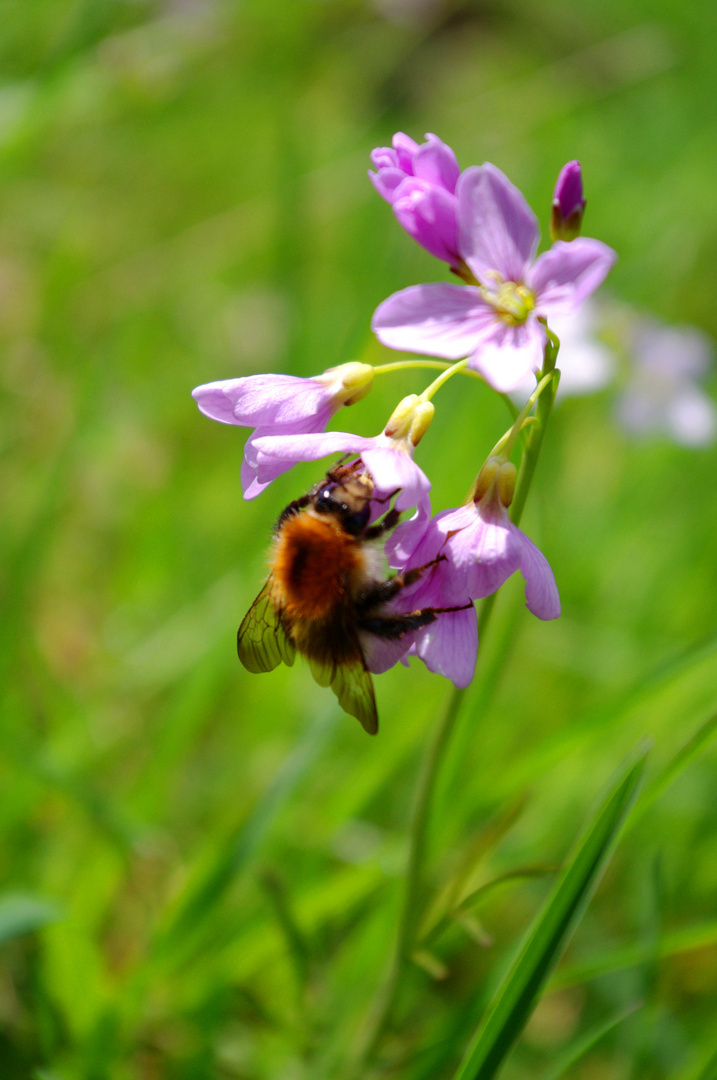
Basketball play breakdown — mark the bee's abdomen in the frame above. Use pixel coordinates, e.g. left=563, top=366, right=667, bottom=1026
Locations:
left=272, top=514, right=362, bottom=622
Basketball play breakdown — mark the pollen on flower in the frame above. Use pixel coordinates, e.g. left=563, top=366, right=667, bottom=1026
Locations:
left=481, top=274, right=535, bottom=325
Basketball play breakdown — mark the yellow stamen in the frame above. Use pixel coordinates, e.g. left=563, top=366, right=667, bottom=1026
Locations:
left=481, top=273, right=535, bottom=326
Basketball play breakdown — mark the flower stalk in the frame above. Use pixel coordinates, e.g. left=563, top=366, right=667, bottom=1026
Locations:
left=350, top=329, right=561, bottom=1074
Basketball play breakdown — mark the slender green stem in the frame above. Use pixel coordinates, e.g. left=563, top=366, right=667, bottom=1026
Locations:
left=489, top=369, right=557, bottom=462
left=371, top=358, right=518, bottom=421
left=350, top=330, right=560, bottom=1075
left=372, top=358, right=485, bottom=383
left=351, top=596, right=497, bottom=1074
left=510, top=329, right=560, bottom=528
left=419, top=357, right=470, bottom=401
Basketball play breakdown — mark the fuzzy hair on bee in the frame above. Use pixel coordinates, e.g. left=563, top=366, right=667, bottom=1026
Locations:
left=237, top=463, right=468, bottom=734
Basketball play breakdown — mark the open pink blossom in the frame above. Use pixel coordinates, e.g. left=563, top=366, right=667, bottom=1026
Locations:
left=248, top=428, right=431, bottom=515
left=373, top=163, right=616, bottom=393
left=369, top=132, right=461, bottom=266
left=192, top=363, right=374, bottom=498
left=374, top=459, right=560, bottom=686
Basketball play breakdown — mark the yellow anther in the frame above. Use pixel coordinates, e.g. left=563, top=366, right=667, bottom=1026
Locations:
left=473, top=456, right=501, bottom=502
left=320, top=362, right=374, bottom=406
left=496, top=462, right=517, bottom=507
left=480, top=277, right=535, bottom=326
left=409, top=400, right=435, bottom=447
left=384, top=394, right=421, bottom=438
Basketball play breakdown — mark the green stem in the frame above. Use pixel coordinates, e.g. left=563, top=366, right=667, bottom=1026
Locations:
left=510, top=329, right=560, bottom=527
left=419, top=357, right=470, bottom=401
left=349, top=330, right=560, bottom=1075
left=351, top=597, right=497, bottom=1074
left=372, top=358, right=484, bottom=385
left=371, top=359, right=518, bottom=421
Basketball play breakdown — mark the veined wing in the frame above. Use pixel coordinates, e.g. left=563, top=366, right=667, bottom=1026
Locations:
left=307, top=649, right=378, bottom=735
left=237, top=576, right=296, bottom=673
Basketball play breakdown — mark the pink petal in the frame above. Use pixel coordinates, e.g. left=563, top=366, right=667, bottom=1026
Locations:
left=370, top=146, right=399, bottom=171
left=447, top=509, right=523, bottom=600
left=361, top=631, right=415, bottom=675
left=468, top=319, right=546, bottom=392
left=393, top=181, right=458, bottom=264
left=192, top=374, right=330, bottom=428
left=457, top=164, right=539, bottom=284
left=250, top=430, right=369, bottom=465
left=373, top=283, right=494, bottom=359
left=412, top=133, right=460, bottom=192
left=384, top=502, right=433, bottom=567
left=392, top=131, right=420, bottom=171
left=361, top=446, right=431, bottom=513
left=517, top=532, right=561, bottom=619
left=413, top=605, right=478, bottom=688
left=530, top=239, right=617, bottom=316
left=369, top=166, right=406, bottom=204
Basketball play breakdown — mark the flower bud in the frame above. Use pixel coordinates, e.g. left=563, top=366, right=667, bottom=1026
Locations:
left=384, top=394, right=421, bottom=438
left=496, top=461, right=517, bottom=507
left=320, top=361, right=374, bottom=407
left=369, top=132, right=462, bottom=266
left=383, top=394, right=434, bottom=448
left=472, top=457, right=501, bottom=502
left=408, top=400, right=435, bottom=447
left=550, top=160, right=586, bottom=242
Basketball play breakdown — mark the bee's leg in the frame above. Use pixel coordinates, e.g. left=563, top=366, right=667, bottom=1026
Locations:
left=355, top=556, right=447, bottom=611
left=363, top=507, right=401, bottom=542
left=326, top=455, right=362, bottom=484
left=274, top=492, right=313, bottom=531
left=358, top=609, right=439, bottom=638
left=358, top=601, right=473, bottom=639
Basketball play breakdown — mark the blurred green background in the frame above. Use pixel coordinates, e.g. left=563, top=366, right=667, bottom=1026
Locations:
left=2, top=0, right=717, bottom=1077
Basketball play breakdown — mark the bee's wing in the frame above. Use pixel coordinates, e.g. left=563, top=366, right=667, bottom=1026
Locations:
left=237, top=577, right=296, bottom=673
left=307, top=649, right=378, bottom=736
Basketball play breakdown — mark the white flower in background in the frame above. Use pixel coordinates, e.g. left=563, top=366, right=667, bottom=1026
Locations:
left=512, top=301, right=715, bottom=448
left=511, top=301, right=615, bottom=402
left=616, top=319, right=716, bottom=447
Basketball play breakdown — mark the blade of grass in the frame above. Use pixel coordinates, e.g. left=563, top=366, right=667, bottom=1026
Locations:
left=452, top=746, right=648, bottom=1080
left=674, top=1033, right=717, bottom=1080
left=630, top=709, right=717, bottom=827
left=549, top=919, right=717, bottom=992
left=152, top=705, right=338, bottom=963
left=541, top=1004, right=642, bottom=1080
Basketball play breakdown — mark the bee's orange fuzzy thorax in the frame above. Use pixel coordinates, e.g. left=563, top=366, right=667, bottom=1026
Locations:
left=271, top=513, right=364, bottom=622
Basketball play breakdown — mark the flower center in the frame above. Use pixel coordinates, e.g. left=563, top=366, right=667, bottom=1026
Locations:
left=480, top=273, right=535, bottom=326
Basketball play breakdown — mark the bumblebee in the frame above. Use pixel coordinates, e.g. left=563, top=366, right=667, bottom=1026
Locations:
left=238, top=463, right=463, bottom=734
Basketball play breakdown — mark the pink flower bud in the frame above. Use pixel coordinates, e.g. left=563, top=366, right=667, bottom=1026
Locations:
left=369, top=132, right=461, bottom=267
left=550, top=160, right=586, bottom=242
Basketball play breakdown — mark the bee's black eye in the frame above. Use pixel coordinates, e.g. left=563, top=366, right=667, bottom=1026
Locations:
left=343, top=507, right=370, bottom=535
left=315, top=488, right=337, bottom=512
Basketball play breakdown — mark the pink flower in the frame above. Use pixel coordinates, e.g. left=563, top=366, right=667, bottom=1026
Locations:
left=249, top=424, right=431, bottom=516
left=192, top=363, right=374, bottom=499
left=376, top=458, right=560, bottom=687
left=550, top=160, right=586, bottom=242
left=372, top=163, right=616, bottom=393
left=369, top=132, right=462, bottom=266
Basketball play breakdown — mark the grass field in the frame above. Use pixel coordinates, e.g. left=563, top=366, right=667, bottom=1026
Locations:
left=2, top=1, right=717, bottom=1077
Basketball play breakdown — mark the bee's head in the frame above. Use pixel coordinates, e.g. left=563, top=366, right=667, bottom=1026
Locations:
left=313, top=481, right=371, bottom=536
